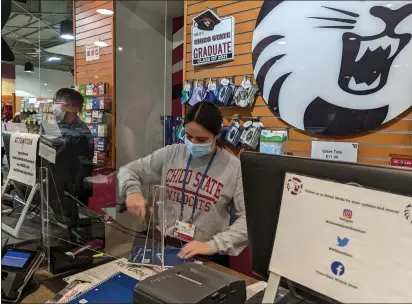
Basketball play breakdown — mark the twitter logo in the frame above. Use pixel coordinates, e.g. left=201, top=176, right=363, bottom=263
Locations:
left=337, top=237, right=349, bottom=247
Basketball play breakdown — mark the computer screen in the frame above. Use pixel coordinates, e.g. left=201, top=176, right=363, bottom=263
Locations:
left=1, top=250, right=31, bottom=268
left=240, top=152, right=412, bottom=282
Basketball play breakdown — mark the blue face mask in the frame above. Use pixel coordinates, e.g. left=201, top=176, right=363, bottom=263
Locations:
left=184, top=136, right=213, bottom=157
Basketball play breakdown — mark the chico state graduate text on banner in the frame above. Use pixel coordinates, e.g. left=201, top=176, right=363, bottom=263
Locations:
left=270, top=173, right=412, bottom=303
left=8, top=133, right=40, bottom=186
left=192, top=16, right=235, bottom=66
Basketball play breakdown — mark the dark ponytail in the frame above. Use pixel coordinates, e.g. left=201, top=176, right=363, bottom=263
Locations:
left=184, top=102, right=223, bottom=135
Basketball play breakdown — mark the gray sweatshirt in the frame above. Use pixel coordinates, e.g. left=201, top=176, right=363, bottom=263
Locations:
left=118, top=144, right=248, bottom=256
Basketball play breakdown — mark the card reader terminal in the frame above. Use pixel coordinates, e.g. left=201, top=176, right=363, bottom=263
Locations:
left=1, top=248, right=44, bottom=302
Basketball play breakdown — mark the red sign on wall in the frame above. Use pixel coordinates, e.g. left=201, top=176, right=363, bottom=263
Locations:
left=390, top=157, right=412, bottom=168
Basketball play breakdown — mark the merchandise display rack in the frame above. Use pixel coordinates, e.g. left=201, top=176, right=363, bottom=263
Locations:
left=76, top=82, right=112, bottom=168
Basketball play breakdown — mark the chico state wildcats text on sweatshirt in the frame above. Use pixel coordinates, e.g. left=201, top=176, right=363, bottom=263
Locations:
left=118, top=144, right=248, bottom=255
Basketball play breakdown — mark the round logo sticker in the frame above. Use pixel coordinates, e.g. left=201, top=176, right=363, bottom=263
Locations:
left=286, top=177, right=303, bottom=195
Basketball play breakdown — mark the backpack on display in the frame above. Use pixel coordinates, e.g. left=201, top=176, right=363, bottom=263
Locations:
left=202, top=79, right=218, bottom=103
left=233, top=86, right=248, bottom=108
left=181, top=81, right=192, bottom=105
left=234, top=76, right=258, bottom=108
left=225, top=120, right=242, bottom=147
left=216, top=78, right=235, bottom=106
left=227, top=79, right=237, bottom=106
left=239, top=120, right=253, bottom=146
left=246, top=83, right=259, bottom=107
left=188, top=80, right=206, bottom=106
left=244, top=121, right=264, bottom=150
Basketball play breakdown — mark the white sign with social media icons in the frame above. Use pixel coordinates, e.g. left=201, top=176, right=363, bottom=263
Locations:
left=269, top=172, right=412, bottom=303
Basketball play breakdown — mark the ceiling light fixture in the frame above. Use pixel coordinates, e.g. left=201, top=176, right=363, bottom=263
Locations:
left=47, top=56, right=61, bottom=62
left=60, top=19, right=74, bottom=40
left=118, top=46, right=123, bottom=51
left=94, top=40, right=108, bottom=47
left=96, top=8, right=114, bottom=15
left=24, top=62, right=34, bottom=73
left=44, top=83, right=47, bottom=86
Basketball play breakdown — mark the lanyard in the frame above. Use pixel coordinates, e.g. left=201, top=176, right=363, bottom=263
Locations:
left=180, top=149, right=217, bottom=223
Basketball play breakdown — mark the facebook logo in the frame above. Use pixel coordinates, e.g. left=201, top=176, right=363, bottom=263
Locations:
left=331, top=261, right=345, bottom=276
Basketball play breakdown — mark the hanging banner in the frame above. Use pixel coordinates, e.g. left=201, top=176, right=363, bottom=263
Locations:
left=8, top=133, right=40, bottom=186
left=311, top=141, right=358, bottom=163
left=86, top=44, right=100, bottom=61
left=270, top=173, right=412, bottom=303
left=192, top=9, right=235, bottom=66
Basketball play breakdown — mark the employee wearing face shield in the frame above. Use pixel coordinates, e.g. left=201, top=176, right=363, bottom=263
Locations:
left=118, top=102, right=247, bottom=267
left=51, top=88, right=94, bottom=209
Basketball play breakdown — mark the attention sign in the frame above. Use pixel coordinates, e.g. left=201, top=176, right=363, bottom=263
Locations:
left=192, top=9, right=235, bottom=66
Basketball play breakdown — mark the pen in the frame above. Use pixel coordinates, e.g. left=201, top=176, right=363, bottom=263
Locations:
left=93, top=253, right=110, bottom=258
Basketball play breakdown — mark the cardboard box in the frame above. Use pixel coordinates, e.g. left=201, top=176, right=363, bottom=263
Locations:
left=92, top=98, right=100, bottom=109
left=94, top=138, right=106, bottom=152
left=92, top=110, right=103, bottom=123
left=93, top=151, right=106, bottom=166
left=99, top=98, right=111, bottom=110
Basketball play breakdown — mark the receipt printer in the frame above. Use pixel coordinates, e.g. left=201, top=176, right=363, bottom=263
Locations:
left=134, top=263, right=246, bottom=303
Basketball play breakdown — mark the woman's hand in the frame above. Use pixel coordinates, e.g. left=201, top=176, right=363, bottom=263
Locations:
left=178, top=241, right=213, bottom=259
left=125, top=193, right=146, bottom=217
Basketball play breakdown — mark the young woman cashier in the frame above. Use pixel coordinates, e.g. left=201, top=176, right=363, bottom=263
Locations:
left=118, top=102, right=247, bottom=267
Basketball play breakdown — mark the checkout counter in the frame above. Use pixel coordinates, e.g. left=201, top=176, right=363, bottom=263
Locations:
left=21, top=260, right=258, bottom=303
left=1, top=127, right=260, bottom=304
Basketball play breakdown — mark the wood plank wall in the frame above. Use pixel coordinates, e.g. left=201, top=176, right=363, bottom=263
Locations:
left=74, top=0, right=116, bottom=169
left=183, top=0, right=412, bottom=166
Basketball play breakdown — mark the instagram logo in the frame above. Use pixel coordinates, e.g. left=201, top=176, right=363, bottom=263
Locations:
left=343, top=209, right=352, bottom=219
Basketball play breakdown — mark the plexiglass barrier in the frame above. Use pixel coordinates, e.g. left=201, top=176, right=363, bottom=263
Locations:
left=2, top=166, right=48, bottom=249
left=1, top=126, right=48, bottom=262
left=2, top=3, right=180, bottom=297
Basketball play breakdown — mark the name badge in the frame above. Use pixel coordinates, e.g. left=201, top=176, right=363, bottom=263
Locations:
left=172, top=220, right=196, bottom=242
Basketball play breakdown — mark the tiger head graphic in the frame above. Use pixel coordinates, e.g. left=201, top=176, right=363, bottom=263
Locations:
left=252, top=1, right=412, bottom=136
left=286, top=177, right=303, bottom=195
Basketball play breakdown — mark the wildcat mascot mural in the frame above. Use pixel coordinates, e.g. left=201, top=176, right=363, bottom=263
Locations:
left=252, top=1, right=412, bottom=136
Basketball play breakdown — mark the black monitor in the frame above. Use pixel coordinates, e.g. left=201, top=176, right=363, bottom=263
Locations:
left=240, top=152, right=412, bottom=283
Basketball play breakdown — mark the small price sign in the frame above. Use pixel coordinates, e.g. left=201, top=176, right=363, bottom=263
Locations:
left=311, top=141, right=358, bottom=163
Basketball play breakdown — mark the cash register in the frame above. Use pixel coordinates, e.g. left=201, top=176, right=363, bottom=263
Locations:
left=134, top=263, right=246, bottom=303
